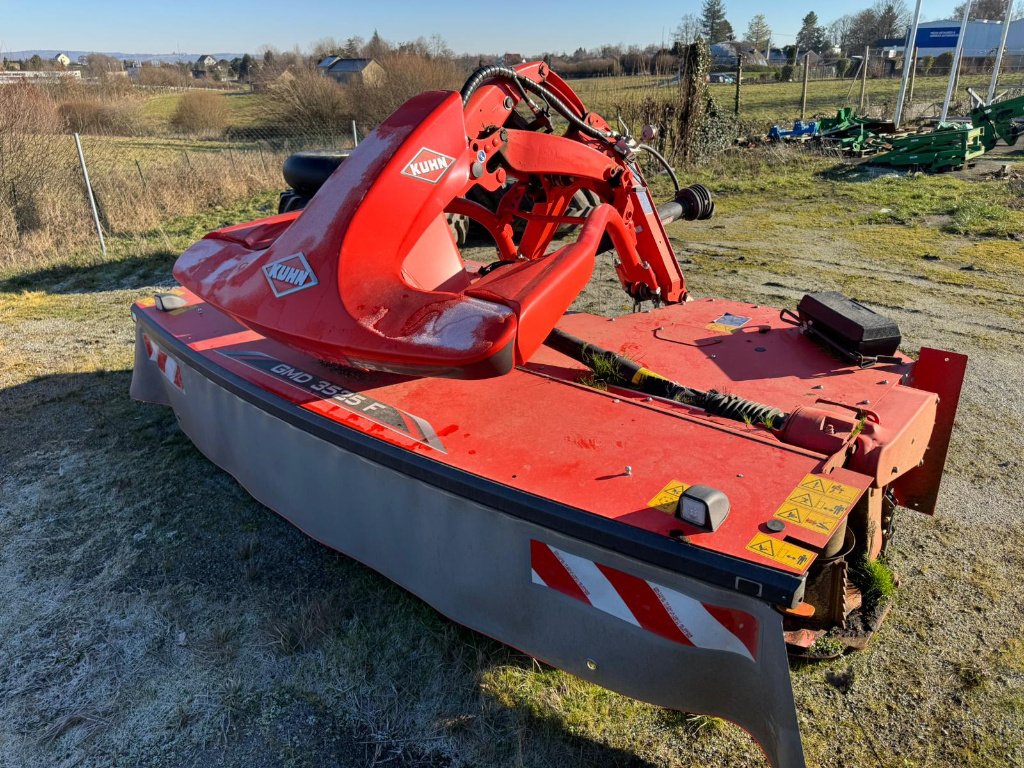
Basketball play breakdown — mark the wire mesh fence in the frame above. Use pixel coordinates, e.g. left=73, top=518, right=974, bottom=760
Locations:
left=0, top=119, right=357, bottom=268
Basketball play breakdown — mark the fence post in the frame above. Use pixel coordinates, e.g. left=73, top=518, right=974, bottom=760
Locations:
left=800, top=53, right=810, bottom=121
left=73, top=133, right=106, bottom=259
left=908, top=47, right=918, bottom=106
left=860, top=46, right=869, bottom=112
left=941, top=0, right=973, bottom=122
left=351, top=120, right=359, bottom=147
left=734, top=55, right=742, bottom=116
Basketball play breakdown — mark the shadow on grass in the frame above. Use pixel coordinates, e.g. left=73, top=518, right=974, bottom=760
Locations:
left=1, top=368, right=703, bottom=767
left=0, top=249, right=178, bottom=295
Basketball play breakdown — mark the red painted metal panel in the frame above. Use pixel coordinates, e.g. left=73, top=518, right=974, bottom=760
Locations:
left=891, top=347, right=969, bottom=515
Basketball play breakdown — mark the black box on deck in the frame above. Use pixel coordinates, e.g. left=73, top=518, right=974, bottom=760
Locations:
left=797, top=292, right=901, bottom=358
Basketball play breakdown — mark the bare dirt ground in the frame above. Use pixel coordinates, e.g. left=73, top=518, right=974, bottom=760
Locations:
left=1, top=151, right=1023, bottom=767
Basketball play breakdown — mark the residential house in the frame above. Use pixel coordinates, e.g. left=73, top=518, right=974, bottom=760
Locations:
left=52, top=52, right=71, bottom=67
left=317, top=57, right=385, bottom=86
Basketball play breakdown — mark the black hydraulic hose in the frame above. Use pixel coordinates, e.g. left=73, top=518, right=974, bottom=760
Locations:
left=635, top=143, right=680, bottom=191
left=544, top=328, right=787, bottom=429
left=459, top=65, right=617, bottom=144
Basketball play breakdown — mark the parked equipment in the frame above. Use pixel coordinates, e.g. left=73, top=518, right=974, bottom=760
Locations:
left=131, top=62, right=966, bottom=768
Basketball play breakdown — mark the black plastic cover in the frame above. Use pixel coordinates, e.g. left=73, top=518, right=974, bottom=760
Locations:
left=797, top=292, right=901, bottom=358
left=282, top=151, right=350, bottom=196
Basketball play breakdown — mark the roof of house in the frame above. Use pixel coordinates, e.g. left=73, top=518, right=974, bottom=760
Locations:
left=318, top=57, right=375, bottom=73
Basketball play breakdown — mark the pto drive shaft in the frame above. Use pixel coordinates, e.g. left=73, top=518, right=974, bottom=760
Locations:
left=544, top=328, right=787, bottom=428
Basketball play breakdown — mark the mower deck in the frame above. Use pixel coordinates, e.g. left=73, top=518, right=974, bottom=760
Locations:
left=133, top=290, right=910, bottom=595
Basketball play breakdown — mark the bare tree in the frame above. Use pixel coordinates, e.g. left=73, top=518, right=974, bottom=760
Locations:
left=952, top=0, right=1024, bottom=20
left=674, top=13, right=703, bottom=45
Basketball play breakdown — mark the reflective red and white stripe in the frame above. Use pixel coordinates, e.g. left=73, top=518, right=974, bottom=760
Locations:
left=142, top=334, right=184, bottom=392
left=531, top=541, right=758, bottom=661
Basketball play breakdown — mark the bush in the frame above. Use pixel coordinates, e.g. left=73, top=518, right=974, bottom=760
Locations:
left=263, top=68, right=352, bottom=138
left=835, top=58, right=851, bottom=79
left=138, top=65, right=191, bottom=88
left=350, top=53, right=465, bottom=126
left=778, top=64, right=795, bottom=82
left=59, top=99, right=140, bottom=135
left=170, top=90, right=229, bottom=135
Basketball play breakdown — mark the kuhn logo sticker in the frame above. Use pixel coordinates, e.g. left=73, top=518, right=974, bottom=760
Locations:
left=401, top=147, right=455, bottom=184
left=262, top=252, right=318, bottom=298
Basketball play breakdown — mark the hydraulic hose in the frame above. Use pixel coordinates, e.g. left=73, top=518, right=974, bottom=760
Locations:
left=635, top=143, right=680, bottom=191
left=544, top=328, right=787, bottom=429
left=460, top=65, right=617, bottom=144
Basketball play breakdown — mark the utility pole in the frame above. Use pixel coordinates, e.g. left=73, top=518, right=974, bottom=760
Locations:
left=894, top=0, right=924, bottom=129
left=800, top=53, right=811, bottom=120
left=987, top=0, right=1015, bottom=104
left=860, top=46, right=869, bottom=112
left=941, top=0, right=972, bottom=122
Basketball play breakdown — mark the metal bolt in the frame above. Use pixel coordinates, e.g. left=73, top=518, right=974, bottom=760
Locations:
left=586, top=659, right=598, bottom=671
left=737, top=473, right=744, bottom=478
left=858, top=400, right=871, bottom=405
left=892, top=466, right=899, bottom=473
left=644, top=397, right=653, bottom=402
left=880, top=379, right=890, bottom=385
left=613, top=398, right=621, bottom=404
left=812, top=384, right=824, bottom=390
left=767, top=519, right=785, bottom=532
left=710, top=354, right=717, bottom=359
left=624, top=465, right=633, bottom=476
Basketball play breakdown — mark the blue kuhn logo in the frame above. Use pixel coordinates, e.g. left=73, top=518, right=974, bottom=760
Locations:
left=262, top=252, right=319, bottom=298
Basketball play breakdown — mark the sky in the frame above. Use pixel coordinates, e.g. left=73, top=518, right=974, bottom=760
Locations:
left=1, top=0, right=967, bottom=56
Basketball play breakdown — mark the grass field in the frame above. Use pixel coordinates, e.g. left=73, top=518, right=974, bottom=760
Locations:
left=569, top=72, right=1024, bottom=129
left=1, top=142, right=1023, bottom=767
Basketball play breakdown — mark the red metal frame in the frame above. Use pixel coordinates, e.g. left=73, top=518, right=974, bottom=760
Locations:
left=174, top=64, right=685, bottom=379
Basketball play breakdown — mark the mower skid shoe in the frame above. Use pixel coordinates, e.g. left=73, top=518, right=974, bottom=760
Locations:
left=130, top=321, right=806, bottom=768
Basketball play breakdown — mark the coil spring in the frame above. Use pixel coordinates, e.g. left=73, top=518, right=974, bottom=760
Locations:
left=702, top=392, right=786, bottom=428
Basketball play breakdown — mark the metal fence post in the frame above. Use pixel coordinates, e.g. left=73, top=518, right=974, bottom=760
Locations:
left=800, top=53, right=810, bottom=121
left=860, top=46, right=869, bottom=112
left=73, top=133, right=106, bottom=258
left=351, top=120, right=359, bottom=147
left=987, top=0, right=1014, bottom=104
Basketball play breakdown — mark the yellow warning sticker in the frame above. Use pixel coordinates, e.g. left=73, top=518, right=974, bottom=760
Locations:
left=746, top=534, right=817, bottom=570
left=647, top=480, right=690, bottom=515
left=704, top=313, right=751, bottom=335
left=773, top=473, right=863, bottom=534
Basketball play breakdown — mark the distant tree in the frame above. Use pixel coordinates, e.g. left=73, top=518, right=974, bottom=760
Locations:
left=364, top=30, right=390, bottom=60
left=873, top=0, right=909, bottom=39
left=310, top=37, right=344, bottom=62
left=700, top=0, right=733, bottom=43
left=952, top=0, right=1023, bottom=20
left=835, top=58, right=851, bottom=77
left=239, top=53, right=254, bottom=81
left=934, top=51, right=954, bottom=74
left=674, top=13, right=703, bottom=46
left=828, top=15, right=856, bottom=53
left=27, top=54, right=43, bottom=71
left=746, top=14, right=772, bottom=51
left=719, top=19, right=735, bottom=41
left=342, top=36, right=364, bottom=57
left=83, top=53, right=122, bottom=78
left=919, top=54, right=935, bottom=74
left=796, top=12, right=830, bottom=53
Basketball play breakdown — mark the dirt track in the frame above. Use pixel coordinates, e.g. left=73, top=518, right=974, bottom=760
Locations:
left=1, top=170, right=1023, bottom=767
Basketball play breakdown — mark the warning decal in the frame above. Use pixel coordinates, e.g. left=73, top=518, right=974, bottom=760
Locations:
left=746, top=534, right=816, bottom=571
left=647, top=480, right=690, bottom=515
left=772, top=473, right=863, bottom=535
left=705, top=313, right=751, bottom=334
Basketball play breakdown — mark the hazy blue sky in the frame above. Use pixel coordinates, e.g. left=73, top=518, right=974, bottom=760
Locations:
left=2, top=0, right=966, bottom=55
